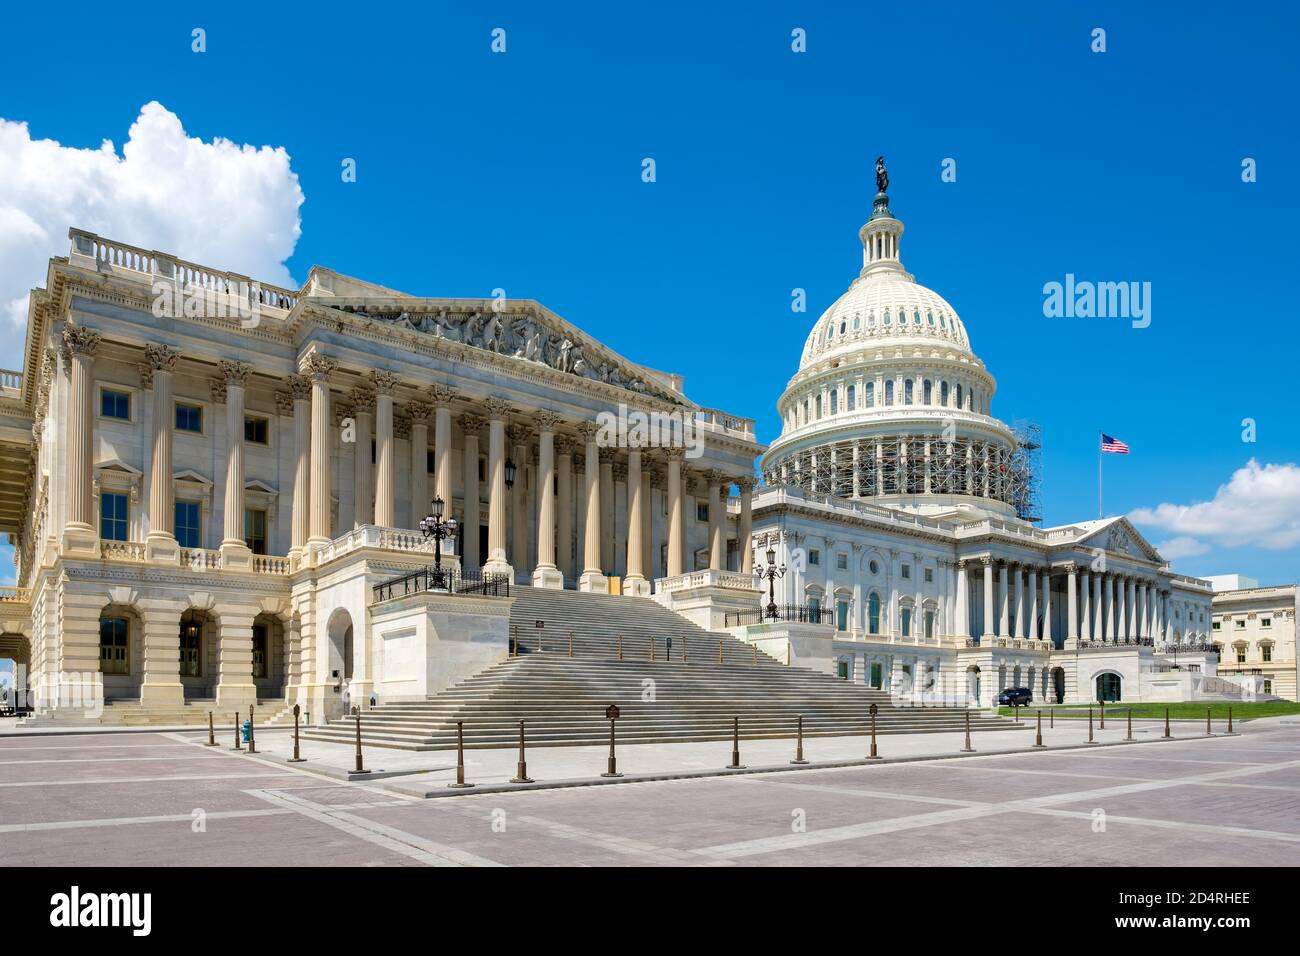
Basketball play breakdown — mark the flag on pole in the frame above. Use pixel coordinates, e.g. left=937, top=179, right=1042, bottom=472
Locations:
left=1100, top=433, right=1130, bottom=454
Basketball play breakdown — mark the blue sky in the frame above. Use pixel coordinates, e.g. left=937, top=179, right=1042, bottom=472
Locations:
left=1, top=0, right=1297, bottom=585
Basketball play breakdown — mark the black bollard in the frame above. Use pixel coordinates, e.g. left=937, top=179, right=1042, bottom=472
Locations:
left=1164, top=706, right=1171, bottom=739
left=867, top=703, right=882, bottom=760
left=961, top=709, right=975, bottom=752
left=511, top=720, right=534, bottom=783
left=289, top=703, right=305, bottom=762
left=1087, top=706, right=1097, bottom=744
left=353, top=712, right=370, bottom=775
left=206, top=710, right=217, bottom=746
left=1125, top=708, right=1134, bottom=742
left=1099, top=700, right=1105, bottom=731
left=727, top=716, right=745, bottom=769
left=448, top=720, right=474, bottom=788
left=601, top=716, right=622, bottom=778
left=1050, top=708, right=1054, bottom=730
left=1226, top=706, right=1239, bottom=736
left=1205, top=707, right=1215, bottom=737
left=231, top=711, right=242, bottom=751
left=246, top=705, right=257, bottom=754
left=1033, top=709, right=1046, bottom=748
left=791, top=714, right=808, bottom=765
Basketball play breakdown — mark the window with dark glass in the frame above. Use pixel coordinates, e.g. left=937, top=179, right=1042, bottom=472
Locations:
left=175, top=402, right=203, bottom=433
left=99, top=617, right=129, bottom=674
left=100, top=492, right=129, bottom=541
left=244, top=416, right=269, bottom=445
left=252, top=624, right=268, bottom=678
left=427, top=449, right=436, bottom=474
left=175, top=500, right=201, bottom=548
left=101, top=388, right=131, bottom=420
left=244, top=509, right=267, bottom=555
left=178, top=612, right=202, bottom=677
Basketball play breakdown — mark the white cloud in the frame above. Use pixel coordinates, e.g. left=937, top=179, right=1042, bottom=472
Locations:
left=1153, top=536, right=1211, bottom=561
left=0, top=101, right=303, bottom=368
left=1130, top=459, right=1300, bottom=551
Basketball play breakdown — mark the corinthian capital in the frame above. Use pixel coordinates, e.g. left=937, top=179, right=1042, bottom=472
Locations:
left=483, top=396, right=513, bottom=421
left=63, top=324, right=101, bottom=356
left=349, top=387, right=376, bottom=414
left=370, top=369, right=400, bottom=395
left=534, top=410, right=563, bottom=433
left=220, top=360, right=252, bottom=387
left=286, top=373, right=312, bottom=400
left=144, top=344, right=180, bottom=372
left=429, top=384, right=457, bottom=407
left=302, top=354, right=336, bottom=382
left=406, top=400, right=433, bottom=424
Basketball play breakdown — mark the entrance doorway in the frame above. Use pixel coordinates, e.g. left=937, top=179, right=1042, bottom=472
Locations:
left=1095, top=672, right=1122, bottom=702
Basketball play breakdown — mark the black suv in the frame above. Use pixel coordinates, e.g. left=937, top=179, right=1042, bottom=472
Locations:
left=996, top=687, right=1033, bottom=706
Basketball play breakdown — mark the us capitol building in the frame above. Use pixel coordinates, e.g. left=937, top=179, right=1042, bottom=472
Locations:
left=0, top=166, right=1256, bottom=725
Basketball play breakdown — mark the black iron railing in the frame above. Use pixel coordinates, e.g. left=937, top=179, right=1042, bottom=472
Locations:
left=724, top=604, right=828, bottom=627
left=372, top=566, right=511, bottom=603
left=1077, top=637, right=1154, bottom=648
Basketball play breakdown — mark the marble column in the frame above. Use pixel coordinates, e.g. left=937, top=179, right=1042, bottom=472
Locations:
left=598, top=449, right=615, bottom=573
left=509, top=423, right=531, bottom=571
left=623, top=445, right=649, bottom=595
left=288, top=374, right=312, bottom=558
left=372, top=371, right=398, bottom=528
left=429, top=385, right=456, bottom=513
left=350, top=387, right=375, bottom=527
left=738, top=477, right=755, bottom=575
left=1042, top=570, right=1053, bottom=645
left=998, top=561, right=1009, bottom=637
left=955, top=559, right=969, bottom=639
left=665, top=449, right=685, bottom=577
left=219, top=360, right=253, bottom=569
left=1027, top=567, right=1039, bottom=640
left=144, top=344, right=180, bottom=563
left=555, top=436, right=575, bottom=581
left=406, top=401, right=431, bottom=529
left=577, top=422, right=606, bottom=591
left=1108, top=575, right=1118, bottom=642
left=305, top=355, right=336, bottom=551
left=483, top=399, right=513, bottom=577
left=460, top=414, right=483, bottom=570
left=1065, top=564, right=1079, bottom=644
left=61, top=325, right=101, bottom=554
left=981, top=558, right=994, bottom=640
left=1080, top=570, right=1091, bottom=642
left=641, top=459, right=655, bottom=579
left=707, top=472, right=724, bottom=571
left=532, top=412, right=563, bottom=589
left=1120, top=577, right=1131, bottom=641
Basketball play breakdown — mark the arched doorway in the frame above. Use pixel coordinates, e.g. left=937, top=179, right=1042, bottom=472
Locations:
left=1051, top=667, right=1066, bottom=704
left=966, top=665, right=981, bottom=706
left=251, top=613, right=287, bottom=700
left=179, top=609, right=217, bottom=700
left=98, top=605, right=141, bottom=701
left=0, top=632, right=30, bottom=713
left=1095, top=671, right=1122, bottom=702
left=325, top=607, right=355, bottom=689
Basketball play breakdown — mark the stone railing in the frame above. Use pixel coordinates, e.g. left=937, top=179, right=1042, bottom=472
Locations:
left=253, top=555, right=292, bottom=575
left=68, top=229, right=299, bottom=314
left=694, top=407, right=756, bottom=441
left=318, top=524, right=446, bottom=564
left=0, top=587, right=32, bottom=604
left=0, top=369, right=22, bottom=391
left=180, top=547, right=221, bottom=571
left=655, top=569, right=759, bottom=594
left=101, top=540, right=147, bottom=562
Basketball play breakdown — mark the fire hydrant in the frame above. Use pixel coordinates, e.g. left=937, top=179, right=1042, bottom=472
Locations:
left=241, top=718, right=252, bottom=743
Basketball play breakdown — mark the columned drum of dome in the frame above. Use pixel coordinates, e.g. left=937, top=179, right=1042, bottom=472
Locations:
left=761, top=180, right=1032, bottom=521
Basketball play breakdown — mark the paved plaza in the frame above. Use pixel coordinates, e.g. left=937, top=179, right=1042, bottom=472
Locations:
left=1, top=717, right=1298, bottom=866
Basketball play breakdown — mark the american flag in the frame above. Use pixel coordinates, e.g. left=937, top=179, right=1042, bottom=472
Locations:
left=1101, top=433, right=1130, bottom=454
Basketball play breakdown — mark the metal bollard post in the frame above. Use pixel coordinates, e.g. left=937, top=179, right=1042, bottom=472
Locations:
left=791, top=714, right=809, bottom=765
left=1087, top=706, right=1097, bottom=744
left=1226, top=707, right=1238, bottom=735
left=1125, top=708, right=1134, bottom=742
left=601, top=706, right=623, bottom=778
left=727, top=716, right=745, bottom=769
left=448, top=721, right=474, bottom=788
left=1050, top=708, right=1054, bottom=730
left=511, top=720, right=533, bottom=783
left=1099, top=700, right=1105, bottom=731
left=1033, top=709, right=1046, bottom=748
left=1205, top=707, right=1215, bottom=737
left=206, top=711, right=217, bottom=746
left=719, top=639, right=724, bottom=664
left=246, top=705, right=257, bottom=754
left=231, top=712, right=242, bottom=751
left=353, top=712, right=370, bottom=775
left=867, top=703, right=881, bottom=760
left=961, top=709, right=975, bottom=752
left=289, top=703, right=305, bottom=762
left=1164, top=707, right=1171, bottom=739
left=568, top=632, right=573, bottom=658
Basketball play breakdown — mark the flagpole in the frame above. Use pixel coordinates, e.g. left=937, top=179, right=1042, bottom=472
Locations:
left=1098, top=431, right=1103, bottom=519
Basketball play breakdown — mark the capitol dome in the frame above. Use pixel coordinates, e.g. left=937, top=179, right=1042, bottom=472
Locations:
left=762, top=169, right=1032, bottom=522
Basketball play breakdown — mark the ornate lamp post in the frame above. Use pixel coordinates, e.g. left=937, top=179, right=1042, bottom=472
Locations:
left=419, top=495, right=458, bottom=589
left=753, top=541, right=786, bottom=621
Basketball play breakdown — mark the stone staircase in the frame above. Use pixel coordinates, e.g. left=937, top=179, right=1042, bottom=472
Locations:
left=303, top=587, right=1019, bottom=752
left=22, top=698, right=290, bottom=729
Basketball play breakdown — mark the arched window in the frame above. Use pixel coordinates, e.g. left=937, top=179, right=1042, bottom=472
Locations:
left=839, top=321, right=846, bottom=335
left=956, top=384, right=964, bottom=408
left=847, top=384, right=856, bottom=410
left=883, top=310, right=892, bottom=326
left=940, top=381, right=950, bottom=406
left=868, top=593, right=881, bottom=634
left=815, top=394, right=823, bottom=418
left=940, top=314, right=947, bottom=329
left=826, top=324, right=834, bottom=340
left=904, top=380, right=914, bottom=405
left=901, top=606, right=912, bottom=637
left=885, top=380, right=894, bottom=405
left=829, top=390, right=838, bottom=415
left=853, top=315, right=860, bottom=330
left=866, top=381, right=875, bottom=406
left=923, top=379, right=933, bottom=404
left=868, top=312, right=876, bottom=327
left=927, top=311, right=935, bottom=326
left=803, top=399, right=809, bottom=423
left=913, top=310, right=921, bottom=325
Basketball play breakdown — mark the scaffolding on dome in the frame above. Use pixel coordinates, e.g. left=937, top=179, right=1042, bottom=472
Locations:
left=1008, top=420, right=1042, bottom=524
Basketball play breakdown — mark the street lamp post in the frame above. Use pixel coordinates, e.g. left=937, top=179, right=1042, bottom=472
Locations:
left=419, top=495, right=458, bottom=590
left=753, top=542, right=786, bottom=621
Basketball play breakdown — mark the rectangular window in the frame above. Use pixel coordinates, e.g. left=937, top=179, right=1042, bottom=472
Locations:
left=870, top=662, right=883, bottom=689
left=1212, top=621, right=1221, bottom=631
left=100, top=388, right=131, bottom=420
left=836, top=600, right=849, bottom=632
left=252, top=624, right=268, bottom=679
left=925, top=610, right=935, bottom=639
left=244, top=509, right=267, bottom=555
left=924, top=567, right=933, bottom=583
left=808, top=549, right=820, bottom=566
left=175, top=500, right=201, bottom=549
left=179, top=616, right=202, bottom=677
left=478, top=457, right=486, bottom=482
left=901, top=564, right=911, bottom=579
left=99, top=617, right=129, bottom=674
left=175, top=402, right=203, bottom=433
left=901, top=608, right=912, bottom=637
left=244, top=415, right=270, bottom=445
left=836, top=553, right=848, bottom=570
left=1262, top=645, right=1272, bottom=662
left=100, top=492, right=129, bottom=541
left=1261, top=617, right=1272, bottom=628
left=836, top=660, right=849, bottom=679
left=1235, top=619, right=1245, bottom=628
left=696, top=503, right=709, bottom=522
left=427, top=449, right=436, bottom=474
left=1236, top=648, right=1247, bottom=664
